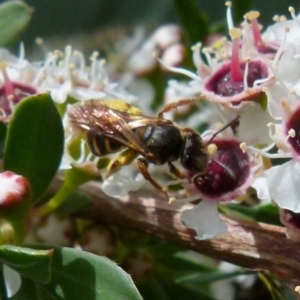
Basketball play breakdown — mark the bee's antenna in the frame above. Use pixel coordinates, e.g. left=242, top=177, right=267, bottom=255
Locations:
left=205, top=116, right=240, bottom=145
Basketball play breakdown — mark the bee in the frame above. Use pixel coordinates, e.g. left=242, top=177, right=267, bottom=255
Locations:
left=68, top=99, right=235, bottom=198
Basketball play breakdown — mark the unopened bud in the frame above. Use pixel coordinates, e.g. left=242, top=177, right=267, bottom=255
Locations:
left=0, top=171, right=30, bottom=208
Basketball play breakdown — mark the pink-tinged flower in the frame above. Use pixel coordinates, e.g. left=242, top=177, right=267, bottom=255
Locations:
left=34, top=213, right=76, bottom=246
left=242, top=10, right=279, bottom=57
left=36, top=46, right=136, bottom=104
left=189, top=137, right=253, bottom=202
left=128, top=24, right=184, bottom=75
left=201, top=28, right=270, bottom=106
left=250, top=99, right=300, bottom=213
left=284, top=103, right=300, bottom=159
left=0, top=171, right=30, bottom=208
left=0, top=47, right=37, bottom=122
left=122, top=250, right=153, bottom=283
left=161, top=7, right=274, bottom=108
left=279, top=208, right=300, bottom=241
left=78, top=225, right=116, bottom=258
left=179, top=129, right=259, bottom=240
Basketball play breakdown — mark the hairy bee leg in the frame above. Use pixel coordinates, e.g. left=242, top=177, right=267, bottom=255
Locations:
left=167, top=162, right=187, bottom=180
left=137, top=158, right=169, bottom=199
left=158, top=98, right=197, bottom=118
left=104, top=148, right=138, bottom=179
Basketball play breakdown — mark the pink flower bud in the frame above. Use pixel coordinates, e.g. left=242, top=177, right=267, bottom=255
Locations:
left=0, top=171, right=30, bottom=208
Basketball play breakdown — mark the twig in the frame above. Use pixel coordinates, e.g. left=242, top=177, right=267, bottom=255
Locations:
left=49, top=176, right=300, bottom=287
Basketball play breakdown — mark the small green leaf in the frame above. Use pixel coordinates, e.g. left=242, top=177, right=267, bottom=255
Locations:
left=43, top=246, right=142, bottom=300
left=4, top=93, right=64, bottom=203
left=0, top=1, right=33, bottom=46
left=0, top=245, right=53, bottom=284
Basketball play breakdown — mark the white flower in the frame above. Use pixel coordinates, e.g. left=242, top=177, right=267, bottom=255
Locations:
left=3, top=265, right=21, bottom=298
left=267, top=160, right=300, bottom=212
left=181, top=201, right=227, bottom=240
left=102, top=166, right=145, bottom=198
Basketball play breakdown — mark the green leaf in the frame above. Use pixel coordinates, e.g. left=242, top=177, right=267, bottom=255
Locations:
left=4, top=93, right=64, bottom=203
left=42, top=246, right=142, bottom=300
left=0, top=122, right=7, bottom=158
left=0, top=245, right=53, bottom=284
left=222, top=203, right=281, bottom=226
left=172, top=0, right=209, bottom=45
left=0, top=1, right=33, bottom=46
left=10, top=276, right=55, bottom=300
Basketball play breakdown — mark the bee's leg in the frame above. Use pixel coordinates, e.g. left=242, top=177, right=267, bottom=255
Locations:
left=167, top=162, right=186, bottom=179
left=158, top=98, right=197, bottom=118
left=137, top=158, right=169, bottom=199
left=104, top=148, right=137, bottom=178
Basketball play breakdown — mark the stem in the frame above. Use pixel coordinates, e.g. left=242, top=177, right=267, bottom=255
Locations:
left=34, top=181, right=75, bottom=216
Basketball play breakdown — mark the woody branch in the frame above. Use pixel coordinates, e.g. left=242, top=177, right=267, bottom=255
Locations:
left=48, top=176, right=300, bottom=286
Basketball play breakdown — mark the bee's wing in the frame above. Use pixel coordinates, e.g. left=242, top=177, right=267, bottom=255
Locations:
left=101, top=109, right=155, bottom=157
left=68, top=102, right=161, bottom=158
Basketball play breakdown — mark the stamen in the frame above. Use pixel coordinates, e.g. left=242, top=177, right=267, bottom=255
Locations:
left=191, top=43, right=203, bottom=69
left=267, top=123, right=278, bottom=141
left=288, top=129, right=296, bottom=138
left=288, top=7, right=300, bottom=27
left=245, top=11, right=264, bottom=51
left=272, top=26, right=288, bottom=68
left=229, top=28, right=243, bottom=82
left=35, top=37, right=44, bottom=45
left=281, top=99, right=292, bottom=116
left=157, top=58, right=200, bottom=81
left=243, top=57, right=250, bottom=90
left=247, top=145, right=292, bottom=159
left=240, top=142, right=247, bottom=153
left=279, top=15, right=287, bottom=22
left=225, top=1, right=234, bottom=30
left=207, top=143, right=217, bottom=156
left=272, top=15, right=280, bottom=23
left=7, top=95, right=15, bottom=113
left=202, top=47, right=213, bottom=67
left=0, top=65, right=15, bottom=101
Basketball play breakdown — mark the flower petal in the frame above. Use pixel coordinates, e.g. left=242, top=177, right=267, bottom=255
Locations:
left=181, top=201, right=227, bottom=240
left=3, top=265, right=21, bottom=298
left=267, top=160, right=300, bottom=212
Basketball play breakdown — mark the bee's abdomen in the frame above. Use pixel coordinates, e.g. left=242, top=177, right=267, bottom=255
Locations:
left=87, top=129, right=123, bottom=156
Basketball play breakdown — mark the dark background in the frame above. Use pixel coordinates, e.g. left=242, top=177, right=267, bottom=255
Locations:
left=17, top=0, right=300, bottom=46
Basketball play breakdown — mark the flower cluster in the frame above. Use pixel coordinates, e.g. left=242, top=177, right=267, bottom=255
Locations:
left=2, top=3, right=300, bottom=242
left=161, top=3, right=300, bottom=239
